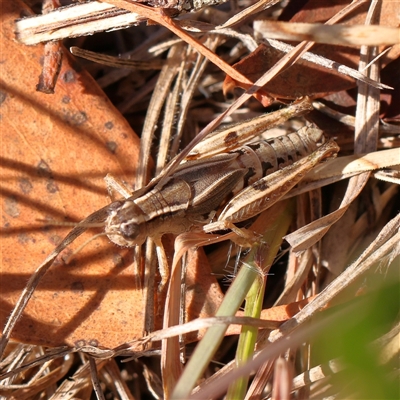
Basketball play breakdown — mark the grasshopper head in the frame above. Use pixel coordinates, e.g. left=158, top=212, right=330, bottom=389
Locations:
left=105, top=200, right=147, bottom=247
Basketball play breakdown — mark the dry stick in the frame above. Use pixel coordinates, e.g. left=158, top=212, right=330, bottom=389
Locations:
left=36, top=0, right=63, bottom=94
left=88, top=356, right=106, bottom=400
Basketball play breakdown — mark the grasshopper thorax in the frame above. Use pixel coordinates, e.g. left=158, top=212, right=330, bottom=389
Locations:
left=105, top=199, right=148, bottom=247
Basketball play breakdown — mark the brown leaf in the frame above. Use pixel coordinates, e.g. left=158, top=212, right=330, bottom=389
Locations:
left=0, top=0, right=146, bottom=349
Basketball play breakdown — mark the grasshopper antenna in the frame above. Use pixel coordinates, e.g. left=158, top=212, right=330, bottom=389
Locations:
left=0, top=204, right=110, bottom=358
left=36, top=218, right=106, bottom=228
left=64, top=232, right=109, bottom=264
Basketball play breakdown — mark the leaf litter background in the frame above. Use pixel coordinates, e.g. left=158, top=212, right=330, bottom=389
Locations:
left=0, top=0, right=399, bottom=399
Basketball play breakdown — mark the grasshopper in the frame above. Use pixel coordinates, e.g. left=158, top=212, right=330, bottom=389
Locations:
left=105, top=126, right=338, bottom=248
left=0, top=103, right=339, bottom=355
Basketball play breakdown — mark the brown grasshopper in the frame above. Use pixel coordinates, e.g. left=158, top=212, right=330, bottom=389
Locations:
left=105, top=126, right=338, bottom=248
left=0, top=103, right=339, bottom=355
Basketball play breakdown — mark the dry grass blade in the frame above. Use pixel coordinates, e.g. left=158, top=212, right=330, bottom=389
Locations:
left=217, top=0, right=281, bottom=28
left=285, top=173, right=369, bottom=251
left=271, top=214, right=400, bottom=344
left=253, top=36, right=392, bottom=90
left=259, top=21, right=400, bottom=46
left=0, top=346, right=74, bottom=399
left=291, top=358, right=344, bottom=392
left=88, top=356, right=105, bottom=400
left=70, top=46, right=165, bottom=70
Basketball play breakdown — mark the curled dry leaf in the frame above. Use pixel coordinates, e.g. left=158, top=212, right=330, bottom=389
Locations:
left=0, top=1, right=146, bottom=349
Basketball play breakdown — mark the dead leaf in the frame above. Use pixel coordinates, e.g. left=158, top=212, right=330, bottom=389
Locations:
left=0, top=0, right=145, bottom=349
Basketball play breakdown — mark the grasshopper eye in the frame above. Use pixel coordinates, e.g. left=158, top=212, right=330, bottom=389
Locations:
left=120, top=222, right=139, bottom=240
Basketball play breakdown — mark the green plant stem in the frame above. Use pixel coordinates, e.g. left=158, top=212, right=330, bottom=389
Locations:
left=227, top=200, right=294, bottom=400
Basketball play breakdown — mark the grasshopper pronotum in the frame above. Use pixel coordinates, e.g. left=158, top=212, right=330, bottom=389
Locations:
left=0, top=103, right=339, bottom=355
